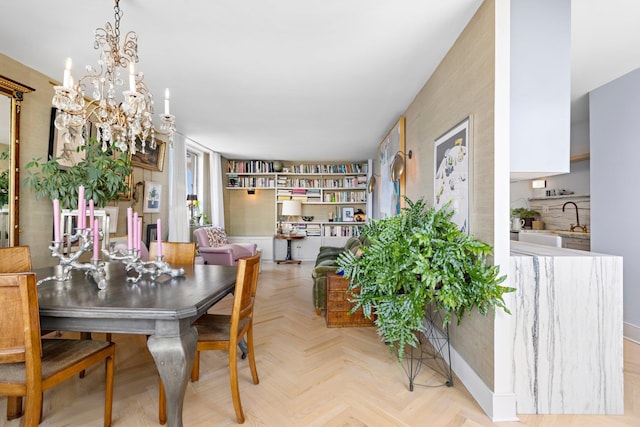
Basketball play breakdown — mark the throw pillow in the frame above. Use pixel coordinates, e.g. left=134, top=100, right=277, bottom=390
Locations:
left=205, top=227, right=228, bottom=248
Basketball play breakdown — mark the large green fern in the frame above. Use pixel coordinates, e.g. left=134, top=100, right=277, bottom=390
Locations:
left=337, top=197, right=512, bottom=361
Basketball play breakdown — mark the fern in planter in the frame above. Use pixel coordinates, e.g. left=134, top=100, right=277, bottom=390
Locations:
left=23, top=137, right=131, bottom=208
left=337, top=197, right=513, bottom=361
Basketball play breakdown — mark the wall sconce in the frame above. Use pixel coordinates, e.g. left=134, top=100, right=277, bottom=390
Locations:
left=247, top=189, right=256, bottom=195
left=532, top=179, right=546, bottom=189
left=390, top=150, right=413, bottom=181
left=367, top=175, right=377, bottom=193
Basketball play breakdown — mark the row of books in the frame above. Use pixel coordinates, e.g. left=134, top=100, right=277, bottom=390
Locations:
left=285, top=163, right=368, bottom=174
left=322, top=191, right=367, bottom=203
left=276, top=177, right=366, bottom=188
left=227, top=161, right=368, bottom=175
left=287, top=223, right=360, bottom=237
left=227, top=160, right=278, bottom=174
left=227, top=176, right=276, bottom=188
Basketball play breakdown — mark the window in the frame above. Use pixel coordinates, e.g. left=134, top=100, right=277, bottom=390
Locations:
left=186, top=146, right=205, bottom=225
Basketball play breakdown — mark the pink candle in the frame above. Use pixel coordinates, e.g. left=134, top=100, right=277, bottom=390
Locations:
left=52, top=199, right=61, bottom=242
left=89, top=199, right=94, bottom=230
left=137, top=218, right=142, bottom=252
left=126, top=207, right=133, bottom=250
left=77, top=186, right=85, bottom=229
left=156, top=218, right=162, bottom=257
left=93, top=218, right=100, bottom=261
left=133, top=212, right=139, bottom=251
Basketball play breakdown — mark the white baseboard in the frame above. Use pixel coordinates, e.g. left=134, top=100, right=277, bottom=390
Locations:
left=624, top=322, right=640, bottom=344
left=423, top=323, right=518, bottom=422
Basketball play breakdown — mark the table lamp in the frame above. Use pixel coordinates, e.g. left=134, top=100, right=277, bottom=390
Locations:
left=280, top=200, right=302, bottom=234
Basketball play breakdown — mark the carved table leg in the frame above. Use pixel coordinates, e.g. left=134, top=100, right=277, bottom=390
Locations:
left=147, top=326, right=197, bottom=427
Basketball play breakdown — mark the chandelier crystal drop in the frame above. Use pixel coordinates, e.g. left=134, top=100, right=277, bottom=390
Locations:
left=52, top=0, right=175, bottom=155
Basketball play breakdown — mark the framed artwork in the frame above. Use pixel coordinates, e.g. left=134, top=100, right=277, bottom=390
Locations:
left=146, top=223, right=157, bottom=249
left=342, top=207, right=355, bottom=222
left=376, top=117, right=405, bottom=219
left=143, top=181, right=162, bottom=213
left=48, top=108, right=88, bottom=168
left=131, top=138, right=166, bottom=171
left=434, top=117, right=471, bottom=233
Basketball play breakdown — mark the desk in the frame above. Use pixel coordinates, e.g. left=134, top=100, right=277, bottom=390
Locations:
left=274, top=234, right=305, bottom=264
left=36, top=262, right=237, bottom=427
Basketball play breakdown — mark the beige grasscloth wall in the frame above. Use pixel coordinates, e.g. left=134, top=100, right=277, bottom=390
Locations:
left=403, top=0, right=496, bottom=389
left=0, top=53, right=170, bottom=268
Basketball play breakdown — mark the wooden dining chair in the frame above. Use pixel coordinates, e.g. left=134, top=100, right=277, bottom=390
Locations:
left=0, top=245, right=32, bottom=273
left=158, top=252, right=261, bottom=424
left=148, top=241, right=196, bottom=264
left=0, top=272, right=116, bottom=426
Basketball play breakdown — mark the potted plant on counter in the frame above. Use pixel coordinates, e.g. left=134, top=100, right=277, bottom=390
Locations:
left=510, top=207, right=540, bottom=230
left=337, top=197, right=513, bottom=362
left=23, top=137, right=131, bottom=208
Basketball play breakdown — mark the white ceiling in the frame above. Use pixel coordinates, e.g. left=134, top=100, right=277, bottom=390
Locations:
left=2, top=0, right=639, bottom=161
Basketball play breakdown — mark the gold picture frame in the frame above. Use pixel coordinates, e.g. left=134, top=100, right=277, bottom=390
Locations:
left=131, top=138, right=166, bottom=172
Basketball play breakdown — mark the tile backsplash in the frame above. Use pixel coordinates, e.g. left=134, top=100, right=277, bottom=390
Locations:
left=528, top=195, right=590, bottom=232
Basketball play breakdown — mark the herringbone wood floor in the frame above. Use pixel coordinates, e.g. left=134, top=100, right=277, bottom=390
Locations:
left=1, top=262, right=639, bottom=426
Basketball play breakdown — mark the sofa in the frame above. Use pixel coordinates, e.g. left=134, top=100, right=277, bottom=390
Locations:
left=193, top=226, right=257, bottom=266
left=311, top=236, right=364, bottom=315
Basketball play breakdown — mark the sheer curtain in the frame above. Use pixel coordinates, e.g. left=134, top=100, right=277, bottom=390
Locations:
left=209, top=152, right=225, bottom=228
left=168, top=134, right=189, bottom=242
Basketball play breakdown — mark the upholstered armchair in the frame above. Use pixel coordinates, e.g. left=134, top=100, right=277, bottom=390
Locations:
left=312, top=236, right=364, bottom=315
left=193, top=226, right=257, bottom=266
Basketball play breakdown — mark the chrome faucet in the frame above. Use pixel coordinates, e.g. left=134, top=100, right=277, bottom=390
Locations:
left=562, top=201, right=587, bottom=233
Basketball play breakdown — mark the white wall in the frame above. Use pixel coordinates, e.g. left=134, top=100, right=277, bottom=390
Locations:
left=590, top=67, right=640, bottom=336
left=510, top=120, right=591, bottom=211
left=509, top=0, right=571, bottom=180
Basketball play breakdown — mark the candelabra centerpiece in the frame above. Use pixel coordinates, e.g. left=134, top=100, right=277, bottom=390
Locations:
left=105, top=210, right=184, bottom=283
left=52, top=0, right=175, bottom=155
left=38, top=188, right=107, bottom=289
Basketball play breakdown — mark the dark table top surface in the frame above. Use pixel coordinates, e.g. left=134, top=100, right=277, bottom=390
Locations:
left=35, top=262, right=237, bottom=321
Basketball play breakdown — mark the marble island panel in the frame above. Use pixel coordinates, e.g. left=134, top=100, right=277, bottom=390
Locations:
left=508, top=241, right=623, bottom=414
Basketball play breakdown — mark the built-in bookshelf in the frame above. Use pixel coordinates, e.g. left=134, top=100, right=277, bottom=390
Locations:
left=225, top=160, right=371, bottom=240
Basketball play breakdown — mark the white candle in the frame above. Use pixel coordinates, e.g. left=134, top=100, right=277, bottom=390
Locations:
left=164, top=88, right=170, bottom=115
left=93, top=219, right=100, bottom=261
left=63, top=58, right=72, bottom=88
left=157, top=218, right=162, bottom=257
left=133, top=212, right=139, bottom=251
left=53, top=199, right=61, bottom=242
left=129, top=62, right=136, bottom=92
left=126, top=207, right=133, bottom=250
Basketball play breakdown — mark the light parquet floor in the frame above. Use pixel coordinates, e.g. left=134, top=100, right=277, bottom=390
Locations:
left=1, top=262, right=639, bottom=426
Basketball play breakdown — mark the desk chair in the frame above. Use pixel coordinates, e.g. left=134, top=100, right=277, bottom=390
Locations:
left=159, top=253, right=261, bottom=424
left=0, top=272, right=115, bottom=426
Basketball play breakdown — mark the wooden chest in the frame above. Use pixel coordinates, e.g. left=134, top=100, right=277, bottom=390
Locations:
left=325, top=273, right=375, bottom=328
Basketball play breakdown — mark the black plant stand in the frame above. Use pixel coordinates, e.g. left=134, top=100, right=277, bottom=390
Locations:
left=400, top=304, right=453, bottom=391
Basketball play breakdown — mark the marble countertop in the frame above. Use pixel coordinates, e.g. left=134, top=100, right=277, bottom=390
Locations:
left=510, top=241, right=608, bottom=257
left=513, top=230, right=591, bottom=240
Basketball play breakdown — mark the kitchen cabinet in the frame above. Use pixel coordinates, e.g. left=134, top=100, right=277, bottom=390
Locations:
left=561, top=236, right=590, bottom=251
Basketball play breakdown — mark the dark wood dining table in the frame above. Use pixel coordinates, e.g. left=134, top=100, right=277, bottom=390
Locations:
left=35, top=262, right=237, bottom=427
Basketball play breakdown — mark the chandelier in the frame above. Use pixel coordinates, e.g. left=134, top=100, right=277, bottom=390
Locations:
left=52, top=0, right=175, bottom=154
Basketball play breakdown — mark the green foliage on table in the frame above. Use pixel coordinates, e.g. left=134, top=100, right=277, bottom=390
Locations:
left=337, top=197, right=513, bottom=361
left=23, top=137, right=131, bottom=208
